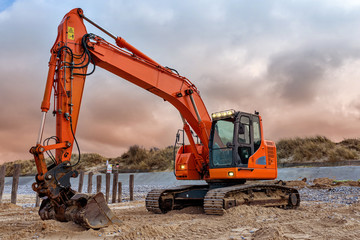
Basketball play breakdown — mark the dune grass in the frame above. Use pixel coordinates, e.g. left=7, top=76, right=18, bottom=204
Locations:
left=2, top=136, right=359, bottom=176
left=276, top=136, right=359, bottom=163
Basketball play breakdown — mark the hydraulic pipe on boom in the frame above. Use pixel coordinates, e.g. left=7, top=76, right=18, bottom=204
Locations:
left=79, top=11, right=159, bottom=66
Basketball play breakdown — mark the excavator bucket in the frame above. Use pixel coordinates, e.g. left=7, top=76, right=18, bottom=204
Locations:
left=39, top=192, right=121, bottom=229
left=66, top=192, right=121, bottom=228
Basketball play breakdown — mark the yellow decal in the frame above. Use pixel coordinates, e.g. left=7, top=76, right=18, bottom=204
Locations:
left=68, top=27, right=75, bottom=40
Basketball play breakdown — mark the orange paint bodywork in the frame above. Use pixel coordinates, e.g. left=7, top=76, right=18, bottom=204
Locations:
left=175, top=145, right=206, bottom=180
left=32, top=8, right=277, bottom=184
left=209, top=140, right=277, bottom=180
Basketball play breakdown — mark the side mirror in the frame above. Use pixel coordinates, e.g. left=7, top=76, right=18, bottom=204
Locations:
left=238, top=124, right=245, bottom=134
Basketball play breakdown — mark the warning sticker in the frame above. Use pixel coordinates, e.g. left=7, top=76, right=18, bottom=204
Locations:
left=67, top=27, right=75, bottom=40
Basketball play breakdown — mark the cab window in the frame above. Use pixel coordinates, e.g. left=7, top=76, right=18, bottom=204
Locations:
left=238, top=116, right=250, bottom=144
left=253, top=116, right=261, bottom=152
left=212, top=120, right=234, bottom=149
left=211, top=120, right=234, bottom=167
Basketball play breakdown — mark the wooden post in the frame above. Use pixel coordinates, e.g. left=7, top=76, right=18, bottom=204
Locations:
left=35, top=194, right=40, bottom=207
left=112, top=173, right=118, bottom=203
left=96, top=175, right=102, bottom=193
left=129, top=174, right=134, bottom=201
left=78, top=171, right=84, bottom=193
left=0, top=165, right=5, bottom=203
left=118, top=182, right=122, bottom=203
left=87, top=172, right=93, bottom=193
left=11, top=164, right=21, bottom=204
left=105, top=173, right=110, bottom=203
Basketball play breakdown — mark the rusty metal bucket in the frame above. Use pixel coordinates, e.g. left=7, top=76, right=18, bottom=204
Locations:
left=39, top=192, right=121, bottom=229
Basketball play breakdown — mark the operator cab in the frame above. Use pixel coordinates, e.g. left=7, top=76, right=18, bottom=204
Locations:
left=209, top=110, right=262, bottom=168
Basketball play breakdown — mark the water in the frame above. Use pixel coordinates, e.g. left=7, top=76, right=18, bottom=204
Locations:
left=3, top=166, right=360, bottom=195
left=2, top=172, right=205, bottom=195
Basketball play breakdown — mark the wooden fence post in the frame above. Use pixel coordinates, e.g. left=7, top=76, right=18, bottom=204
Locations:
left=105, top=173, right=110, bottom=203
left=0, top=165, right=5, bottom=203
left=35, top=194, right=40, bottom=207
left=118, top=182, right=122, bottom=203
left=96, top=175, right=102, bottom=193
left=112, top=173, right=118, bottom=203
left=78, top=171, right=84, bottom=193
left=129, top=174, right=134, bottom=201
left=11, top=164, right=21, bottom=204
left=87, top=172, right=93, bottom=193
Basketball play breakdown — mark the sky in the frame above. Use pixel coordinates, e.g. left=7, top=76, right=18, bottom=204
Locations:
left=1, top=0, right=360, bottom=162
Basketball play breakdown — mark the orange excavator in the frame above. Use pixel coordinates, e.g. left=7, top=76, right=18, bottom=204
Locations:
left=30, top=9, right=300, bottom=229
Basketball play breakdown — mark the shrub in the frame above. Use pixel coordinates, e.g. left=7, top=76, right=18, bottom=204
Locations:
left=277, top=136, right=334, bottom=162
left=277, top=136, right=359, bottom=163
left=339, top=138, right=360, bottom=152
left=328, top=147, right=358, bottom=162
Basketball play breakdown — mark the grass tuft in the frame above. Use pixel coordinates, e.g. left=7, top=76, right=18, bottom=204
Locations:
left=277, top=136, right=359, bottom=163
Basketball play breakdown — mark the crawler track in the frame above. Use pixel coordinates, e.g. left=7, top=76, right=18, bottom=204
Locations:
left=146, top=184, right=300, bottom=215
left=204, top=184, right=300, bottom=215
left=146, top=185, right=208, bottom=213
left=145, top=189, right=166, bottom=214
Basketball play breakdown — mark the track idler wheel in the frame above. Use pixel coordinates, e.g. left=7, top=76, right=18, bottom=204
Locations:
left=288, top=192, right=300, bottom=208
left=39, top=192, right=121, bottom=229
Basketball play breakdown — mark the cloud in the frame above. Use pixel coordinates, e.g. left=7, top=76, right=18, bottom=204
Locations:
left=267, top=45, right=360, bottom=103
left=1, top=0, right=360, bottom=163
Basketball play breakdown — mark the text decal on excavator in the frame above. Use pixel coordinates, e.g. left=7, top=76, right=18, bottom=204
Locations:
left=68, top=27, right=74, bottom=40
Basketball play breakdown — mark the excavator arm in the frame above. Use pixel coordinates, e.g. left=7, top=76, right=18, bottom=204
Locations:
left=30, top=9, right=124, bottom=229
left=30, top=8, right=212, bottom=228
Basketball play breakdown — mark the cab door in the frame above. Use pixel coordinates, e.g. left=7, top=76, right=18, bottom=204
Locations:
left=235, top=114, right=253, bottom=167
left=235, top=114, right=262, bottom=166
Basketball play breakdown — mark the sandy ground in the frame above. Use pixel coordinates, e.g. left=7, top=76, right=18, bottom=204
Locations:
left=0, top=179, right=359, bottom=240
